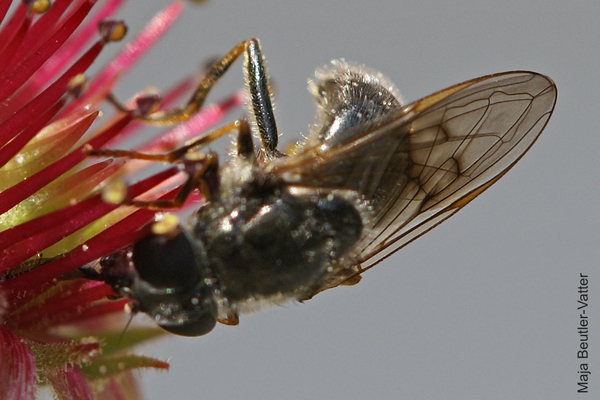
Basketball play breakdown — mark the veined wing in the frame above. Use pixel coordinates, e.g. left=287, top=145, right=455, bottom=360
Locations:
left=354, top=71, right=556, bottom=272
left=275, top=71, right=556, bottom=290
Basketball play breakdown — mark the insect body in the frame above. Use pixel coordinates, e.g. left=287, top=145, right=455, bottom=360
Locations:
left=89, top=39, right=557, bottom=336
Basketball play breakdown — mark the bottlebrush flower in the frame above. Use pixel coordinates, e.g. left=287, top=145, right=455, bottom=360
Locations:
left=0, top=1, right=242, bottom=398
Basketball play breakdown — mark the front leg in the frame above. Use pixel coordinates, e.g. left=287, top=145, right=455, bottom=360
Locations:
left=109, top=38, right=280, bottom=158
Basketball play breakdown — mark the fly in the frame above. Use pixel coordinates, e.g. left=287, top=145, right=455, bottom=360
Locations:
left=85, top=38, right=557, bottom=336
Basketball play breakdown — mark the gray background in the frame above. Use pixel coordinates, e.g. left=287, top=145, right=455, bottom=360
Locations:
left=98, top=1, right=598, bottom=399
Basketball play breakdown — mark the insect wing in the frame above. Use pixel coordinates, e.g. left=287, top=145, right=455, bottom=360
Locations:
left=278, top=71, right=556, bottom=289
left=354, top=71, right=556, bottom=271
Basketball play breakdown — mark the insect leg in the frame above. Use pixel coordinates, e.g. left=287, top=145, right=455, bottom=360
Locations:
left=88, top=120, right=253, bottom=209
left=108, top=41, right=247, bottom=124
left=234, top=119, right=255, bottom=160
left=243, top=38, right=279, bottom=157
left=120, top=151, right=219, bottom=209
left=109, top=39, right=279, bottom=157
left=218, top=312, right=240, bottom=326
left=87, top=120, right=245, bottom=162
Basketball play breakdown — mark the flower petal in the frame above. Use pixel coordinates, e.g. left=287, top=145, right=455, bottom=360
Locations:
left=0, top=326, right=37, bottom=400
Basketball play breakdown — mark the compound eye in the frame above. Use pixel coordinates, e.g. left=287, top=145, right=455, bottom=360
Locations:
left=160, top=312, right=217, bottom=337
left=132, top=231, right=200, bottom=289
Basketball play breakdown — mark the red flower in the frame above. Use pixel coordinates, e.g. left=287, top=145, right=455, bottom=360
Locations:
left=0, top=1, right=241, bottom=398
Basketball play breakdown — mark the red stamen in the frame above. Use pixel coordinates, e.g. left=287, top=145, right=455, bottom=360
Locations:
left=0, top=1, right=12, bottom=28
left=8, top=0, right=83, bottom=68
left=0, top=3, right=27, bottom=57
left=13, top=0, right=128, bottom=108
left=62, top=1, right=185, bottom=117
left=0, top=39, right=105, bottom=144
left=3, top=187, right=181, bottom=301
left=0, top=114, right=136, bottom=215
left=0, top=167, right=178, bottom=250
left=0, top=99, right=65, bottom=169
left=0, top=168, right=180, bottom=271
left=8, top=282, right=116, bottom=331
left=143, top=91, right=244, bottom=153
left=105, top=76, right=198, bottom=146
left=0, top=0, right=96, bottom=98
left=0, top=15, right=32, bottom=77
left=63, top=298, right=129, bottom=326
